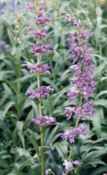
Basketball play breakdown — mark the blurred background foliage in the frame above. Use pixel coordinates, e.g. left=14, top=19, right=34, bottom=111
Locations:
left=0, top=0, right=107, bottom=175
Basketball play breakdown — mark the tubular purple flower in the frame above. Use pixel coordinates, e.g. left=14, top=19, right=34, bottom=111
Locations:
left=64, top=103, right=94, bottom=119
left=26, top=63, right=50, bottom=74
left=64, top=107, right=75, bottom=120
left=32, top=44, right=53, bottom=55
left=61, top=124, right=88, bottom=144
left=36, top=8, right=50, bottom=25
left=26, top=86, right=53, bottom=99
left=32, top=116, right=56, bottom=127
left=82, top=101, right=95, bottom=117
left=67, top=87, right=79, bottom=101
left=68, top=31, right=92, bottom=62
left=32, top=29, right=48, bottom=38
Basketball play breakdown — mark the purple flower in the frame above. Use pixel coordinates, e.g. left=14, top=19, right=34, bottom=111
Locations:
left=66, top=22, right=96, bottom=120
left=32, top=29, right=48, bottom=38
left=26, top=63, right=50, bottom=74
left=36, top=9, right=50, bottom=25
left=26, top=86, right=53, bottom=99
left=61, top=124, right=88, bottom=144
left=32, top=116, right=56, bottom=127
left=74, top=106, right=83, bottom=118
left=73, top=64, right=81, bottom=76
left=82, top=101, right=95, bottom=117
left=67, top=87, right=79, bottom=101
left=64, top=107, right=75, bottom=120
left=32, top=44, right=53, bottom=55
left=68, top=31, right=92, bottom=62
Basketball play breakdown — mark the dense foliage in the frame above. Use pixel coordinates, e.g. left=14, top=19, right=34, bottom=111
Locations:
left=0, top=0, right=107, bottom=175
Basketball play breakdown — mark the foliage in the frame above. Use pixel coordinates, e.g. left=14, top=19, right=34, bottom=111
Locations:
left=0, top=0, right=107, bottom=175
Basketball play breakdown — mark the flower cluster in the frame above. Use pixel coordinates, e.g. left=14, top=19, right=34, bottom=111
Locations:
left=36, top=8, right=50, bottom=25
left=26, top=63, right=50, bottom=74
left=62, top=16, right=95, bottom=149
left=64, top=101, right=94, bottom=120
left=26, top=86, right=53, bottom=100
left=32, top=29, right=48, bottom=38
left=26, top=2, right=56, bottom=127
left=32, top=116, right=56, bottom=127
left=65, top=16, right=96, bottom=120
left=61, top=124, right=88, bottom=144
left=32, top=44, right=53, bottom=55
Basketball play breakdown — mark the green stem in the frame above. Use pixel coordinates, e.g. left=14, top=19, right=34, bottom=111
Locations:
left=37, top=56, right=45, bottom=175
left=16, top=57, right=21, bottom=118
left=40, top=127, right=45, bottom=175
left=15, top=14, right=21, bottom=119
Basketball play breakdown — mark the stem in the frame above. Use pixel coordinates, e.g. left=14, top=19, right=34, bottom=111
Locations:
left=40, top=127, right=45, bottom=175
left=37, top=56, right=42, bottom=116
left=15, top=14, right=21, bottom=119
left=37, top=55, right=45, bottom=175
left=16, top=57, right=21, bottom=118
